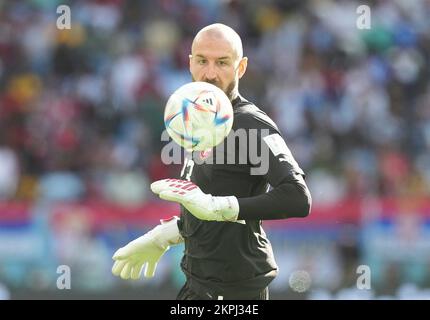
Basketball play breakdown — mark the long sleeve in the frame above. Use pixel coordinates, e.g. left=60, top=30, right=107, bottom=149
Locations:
left=238, top=173, right=312, bottom=220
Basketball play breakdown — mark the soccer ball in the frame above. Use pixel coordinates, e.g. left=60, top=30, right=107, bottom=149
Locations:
left=164, top=81, right=233, bottom=151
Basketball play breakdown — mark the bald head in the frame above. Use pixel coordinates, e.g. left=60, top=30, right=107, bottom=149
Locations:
left=192, top=23, right=243, bottom=61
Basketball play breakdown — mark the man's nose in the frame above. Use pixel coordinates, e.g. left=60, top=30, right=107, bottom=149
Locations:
left=203, top=63, right=217, bottom=81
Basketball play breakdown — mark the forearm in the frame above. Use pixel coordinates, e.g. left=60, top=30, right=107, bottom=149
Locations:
left=237, top=177, right=312, bottom=220
left=151, top=178, right=311, bottom=222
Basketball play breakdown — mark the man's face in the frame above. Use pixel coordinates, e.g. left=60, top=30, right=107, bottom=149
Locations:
left=189, top=35, right=246, bottom=101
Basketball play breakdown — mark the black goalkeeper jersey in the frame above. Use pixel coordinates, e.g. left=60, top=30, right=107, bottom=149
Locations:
left=177, top=94, right=311, bottom=299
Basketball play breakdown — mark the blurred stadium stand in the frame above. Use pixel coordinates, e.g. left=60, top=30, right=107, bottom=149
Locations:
left=0, top=0, right=430, bottom=299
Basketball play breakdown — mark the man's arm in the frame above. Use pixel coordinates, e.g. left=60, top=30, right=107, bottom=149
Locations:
left=237, top=129, right=312, bottom=220
left=151, top=115, right=312, bottom=222
left=150, top=134, right=311, bottom=222
left=237, top=173, right=311, bottom=220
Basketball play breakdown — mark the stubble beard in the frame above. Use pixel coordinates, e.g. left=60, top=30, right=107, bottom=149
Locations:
left=192, top=76, right=238, bottom=102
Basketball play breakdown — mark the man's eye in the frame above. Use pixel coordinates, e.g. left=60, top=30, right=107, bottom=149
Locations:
left=218, top=61, right=228, bottom=66
left=197, top=59, right=207, bottom=65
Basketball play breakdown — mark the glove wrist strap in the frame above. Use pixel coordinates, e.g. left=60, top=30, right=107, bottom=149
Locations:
left=213, top=196, right=239, bottom=221
left=150, top=216, right=184, bottom=249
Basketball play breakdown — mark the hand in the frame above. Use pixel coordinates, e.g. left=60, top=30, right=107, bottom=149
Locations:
left=112, top=217, right=182, bottom=280
left=150, top=179, right=239, bottom=222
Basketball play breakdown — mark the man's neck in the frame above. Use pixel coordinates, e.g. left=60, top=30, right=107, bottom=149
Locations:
left=229, top=89, right=239, bottom=102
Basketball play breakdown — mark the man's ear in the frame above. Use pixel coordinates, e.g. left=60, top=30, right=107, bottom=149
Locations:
left=189, top=54, right=193, bottom=72
left=238, top=57, right=248, bottom=79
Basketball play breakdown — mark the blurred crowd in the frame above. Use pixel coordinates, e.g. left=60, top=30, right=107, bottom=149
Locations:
left=1, top=0, right=430, bottom=298
left=0, top=0, right=429, bottom=205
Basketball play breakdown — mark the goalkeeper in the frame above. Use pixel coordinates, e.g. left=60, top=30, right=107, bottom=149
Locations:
left=112, top=23, right=312, bottom=300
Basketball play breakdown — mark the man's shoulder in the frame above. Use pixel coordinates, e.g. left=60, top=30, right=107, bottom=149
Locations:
left=233, top=95, right=279, bottom=132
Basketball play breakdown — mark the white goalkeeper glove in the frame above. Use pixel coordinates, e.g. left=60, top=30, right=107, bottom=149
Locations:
left=150, top=179, right=239, bottom=222
left=112, top=216, right=183, bottom=280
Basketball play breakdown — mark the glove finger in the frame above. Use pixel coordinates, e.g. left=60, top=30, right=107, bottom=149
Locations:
left=112, top=260, right=127, bottom=276
left=144, top=261, right=158, bottom=278
left=120, top=261, right=133, bottom=280
left=151, top=179, right=196, bottom=194
left=131, top=261, right=145, bottom=280
left=150, top=179, right=175, bottom=194
left=112, top=247, right=128, bottom=260
left=159, top=190, right=185, bottom=204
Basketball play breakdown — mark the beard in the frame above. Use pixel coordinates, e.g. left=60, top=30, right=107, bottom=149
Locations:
left=192, top=76, right=237, bottom=101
